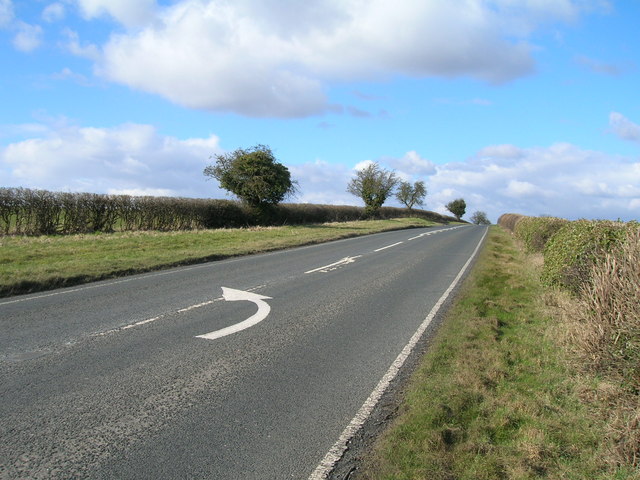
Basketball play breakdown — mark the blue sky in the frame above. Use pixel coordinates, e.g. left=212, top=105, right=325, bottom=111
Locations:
left=1, top=0, right=639, bottom=222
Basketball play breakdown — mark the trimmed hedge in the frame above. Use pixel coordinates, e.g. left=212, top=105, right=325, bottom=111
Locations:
left=513, top=216, right=569, bottom=253
left=541, top=220, right=632, bottom=294
left=0, top=187, right=458, bottom=236
left=497, top=213, right=524, bottom=232
left=499, top=213, right=638, bottom=295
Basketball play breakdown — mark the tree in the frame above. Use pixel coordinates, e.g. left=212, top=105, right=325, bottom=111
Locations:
left=396, top=180, right=426, bottom=211
left=446, top=198, right=466, bottom=220
left=347, top=162, right=398, bottom=217
left=203, top=144, right=295, bottom=210
left=470, top=210, right=491, bottom=225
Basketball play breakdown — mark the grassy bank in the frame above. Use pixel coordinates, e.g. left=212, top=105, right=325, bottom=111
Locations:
left=360, top=226, right=631, bottom=479
left=0, top=217, right=436, bottom=297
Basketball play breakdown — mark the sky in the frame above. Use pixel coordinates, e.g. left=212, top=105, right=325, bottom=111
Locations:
left=1, top=0, right=639, bottom=223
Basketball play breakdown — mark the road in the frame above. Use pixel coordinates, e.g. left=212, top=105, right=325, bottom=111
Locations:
left=0, top=224, right=487, bottom=479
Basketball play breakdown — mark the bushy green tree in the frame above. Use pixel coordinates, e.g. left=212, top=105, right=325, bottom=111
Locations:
left=470, top=211, right=491, bottom=225
left=396, top=180, right=426, bottom=211
left=347, top=162, right=398, bottom=217
left=446, top=198, right=466, bottom=220
left=204, top=145, right=295, bottom=210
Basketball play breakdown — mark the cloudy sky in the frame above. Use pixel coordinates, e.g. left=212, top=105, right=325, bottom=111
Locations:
left=1, top=0, right=639, bottom=222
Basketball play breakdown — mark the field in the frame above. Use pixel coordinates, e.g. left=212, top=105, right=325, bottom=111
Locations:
left=0, top=217, right=436, bottom=297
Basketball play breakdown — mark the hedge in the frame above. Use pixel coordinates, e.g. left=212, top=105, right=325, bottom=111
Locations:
left=0, top=187, right=458, bottom=236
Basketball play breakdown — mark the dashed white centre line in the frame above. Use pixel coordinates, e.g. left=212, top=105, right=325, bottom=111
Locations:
left=92, top=285, right=267, bottom=337
left=305, top=256, right=362, bottom=274
left=407, top=233, right=430, bottom=241
left=93, top=298, right=224, bottom=336
left=373, top=241, right=403, bottom=252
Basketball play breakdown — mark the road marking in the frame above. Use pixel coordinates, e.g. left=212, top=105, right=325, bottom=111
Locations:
left=92, top=285, right=268, bottom=337
left=373, top=241, right=403, bottom=252
left=196, top=287, right=272, bottom=341
left=305, top=256, right=362, bottom=274
left=407, top=225, right=465, bottom=241
left=92, top=298, right=225, bottom=336
left=308, top=226, right=488, bottom=480
left=408, top=232, right=433, bottom=240
left=407, top=233, right=427, bottom=240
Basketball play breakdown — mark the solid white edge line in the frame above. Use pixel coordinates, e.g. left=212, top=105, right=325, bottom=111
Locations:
left=307, top=226, right=488, bottom=480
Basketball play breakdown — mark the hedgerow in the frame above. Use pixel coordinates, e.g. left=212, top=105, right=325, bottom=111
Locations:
left=496, top=213, right=524, bottom=232
left=500, top=214, right=640, bottom=468
left=0, top=187, right=458, bottom=236
left=513, top=216, right=569, bottom=253
left=541, top=220, right=629, bottom=294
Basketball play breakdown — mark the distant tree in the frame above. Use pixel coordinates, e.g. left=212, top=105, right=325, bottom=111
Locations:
left=470, top=210, right=491, bottom=225
left=396, top=180, right=426, bottom=212
left=347, top=162, right=398, bottom=217
left=446, top=198, right=466, bottom=220
left=203, top=144, right=295, bottom=210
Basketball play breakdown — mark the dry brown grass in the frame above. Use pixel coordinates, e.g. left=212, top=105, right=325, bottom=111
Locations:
left=550, top=227, right=640, bottom=470
left=578, top=227, right=640, bottom=468
left=577, top=228, right=640, bottom=375
left=497, top=213, right=525, bottom=232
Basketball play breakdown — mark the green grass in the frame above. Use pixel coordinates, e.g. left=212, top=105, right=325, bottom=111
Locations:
left=360, top=226, right=628, bottom=480
left=0, top=217, right=436, bottom=297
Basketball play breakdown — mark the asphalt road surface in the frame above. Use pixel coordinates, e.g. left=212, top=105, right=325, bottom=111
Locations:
left=1, top=224, right=487, bottom=479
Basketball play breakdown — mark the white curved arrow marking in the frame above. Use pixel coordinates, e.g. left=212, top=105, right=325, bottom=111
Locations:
left=196, top=287, right=272, bottom=341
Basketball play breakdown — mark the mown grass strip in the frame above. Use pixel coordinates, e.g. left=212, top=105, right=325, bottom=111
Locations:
left=360, top=226, right=626, bottom=480
left=0, top=218, right=436, bottom=297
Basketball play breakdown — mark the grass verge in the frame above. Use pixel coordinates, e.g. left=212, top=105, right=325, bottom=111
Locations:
left=0, top=217, right=436, bottom=298
left=359, top=226, right=631, bottom=479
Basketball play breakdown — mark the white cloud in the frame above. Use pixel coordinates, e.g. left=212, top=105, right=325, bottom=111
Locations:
left=387, top=151, right=436, bottom=178
left=0, top=122, right=223, bottom=197
left=289, top=160, right=355, bottom=205
left=66, top=0, right=603, bottom=118
left=354, top=160, right=375, bottom=171
left=0, top=0, right=13, bottom=27
left=107, top=187, right=176, bottom=197
left=50, top=67, right=91, bottom=86
left=12, top=22, right=43, bottom=52
left=426, top=143, right=640, bottom=221
left=42, top=3, right=65, bottom=23
left=503, top=179, right=541, bottom=198
left=477, top=144, right=525, bottom=159
left=75, top=0, right=156, bottom=28
left=609, top=112, right=640, bottom=143
left=61, top=29, right=100, bottom=60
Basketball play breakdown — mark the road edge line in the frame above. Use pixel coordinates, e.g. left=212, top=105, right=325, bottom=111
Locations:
left=308, top=226, right=488, bottom=480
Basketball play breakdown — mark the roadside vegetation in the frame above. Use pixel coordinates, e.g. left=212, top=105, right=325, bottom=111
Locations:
left=360, top=218, right=639, bottom=479
left=446, top=198, right=466, bottom=221
left=0, top=187, right=456, bottom=236
left=0, top=217, right=439, bottom=297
